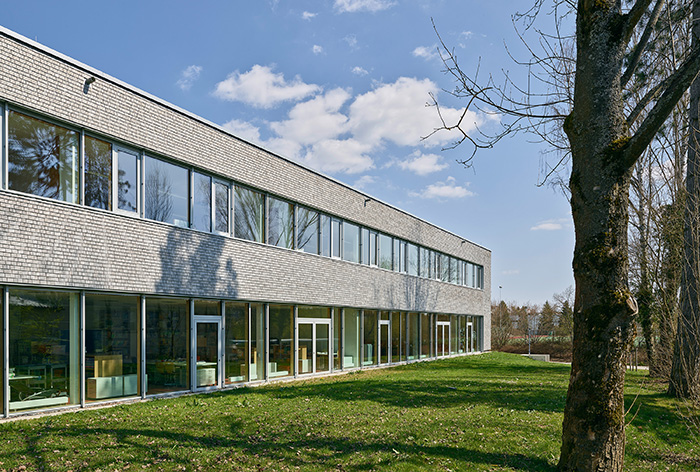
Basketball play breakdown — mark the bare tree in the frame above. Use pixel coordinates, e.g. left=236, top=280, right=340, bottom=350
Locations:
left=432, top=0, right=700, bottom=469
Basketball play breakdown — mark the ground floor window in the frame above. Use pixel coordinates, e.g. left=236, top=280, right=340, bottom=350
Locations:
left=363, top=310, right=377, bottom=366
left=343, top=309, right=361, bottom=368
left=407, top=312, right=420, bottom=360
left=225, top=302, right=247, bottom=384
left=269, top=305, right=293, bottom=379
left=145, top=298, right=189, bottom=394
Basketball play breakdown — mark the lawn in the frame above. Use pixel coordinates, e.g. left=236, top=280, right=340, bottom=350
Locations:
left=0, top=352, right=697, bottom=471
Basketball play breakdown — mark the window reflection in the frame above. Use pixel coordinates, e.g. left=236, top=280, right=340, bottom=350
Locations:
left=193, top=172, right=212, bottom=232
left=363, top=310, right=377, bottom=365
left=234, top=186, right=265, bottom=242
left=378, top=234, right=392, bottom=270
left=8, top=111, right=79, bottom=203
left=225, top=302, right=247, bottom=384
left=268, top=197, right=294, bottom=248
left=85, top=136, right=112, bottom=210
left=117, top=149, right=138, bottom=212
left=214, top=182, right=229, bottom=233
left=297, top=206, right=319, bottom=254
left=343, top=309, right=361, bottom=368
left=146, top=298, right=189, bottom=394
left=342, top=222, right=360, bottom=263
left=145, top=156, right=189, bottom=227
left=269, top=305, right=293, bottom=379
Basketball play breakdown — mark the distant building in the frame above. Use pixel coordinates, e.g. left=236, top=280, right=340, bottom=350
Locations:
left=0, top=26, right=490, bottom=417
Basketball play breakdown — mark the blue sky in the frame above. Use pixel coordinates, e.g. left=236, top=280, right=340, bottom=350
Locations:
left=2, top=0, right=575, bottom=305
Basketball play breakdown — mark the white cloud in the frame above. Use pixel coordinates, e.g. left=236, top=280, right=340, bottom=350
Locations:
left=302, top=139, right=374, bottom=174
left=176, top=65, right=202, bottom=91
left=334, top=0, right=396, bottom=13
left=502, top=269, right=520, bottom=275
left=221, top=119, right=262, bottom=145
left=270, top=88, right=351, bottom=146
left=398, top=151, right=448, bottom=176
left=312, top=45, right=324, bottom=55
left=413, top=177, right=474, bottom=199
left=213, top=64, right=321, bottom=108
left=348, top=77, right=472, bottom=148
left=344, top=35, right=358, bottom=48
left=412, top=45, right=438, bottom=61
left=353, top=175, right=377, bottom=190
left=530, top=219, right=570, bottom=231
left=352, top=66, right=368, bottom=76
left=302, top=11, right=317, bottom=20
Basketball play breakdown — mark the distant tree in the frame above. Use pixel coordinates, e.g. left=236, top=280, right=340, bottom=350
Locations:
left=539, top=301, right=557, bottom=338
left=491, top=301, right=512, bottom=349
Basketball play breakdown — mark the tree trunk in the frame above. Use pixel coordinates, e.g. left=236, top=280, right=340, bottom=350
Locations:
left=558, top=3, right=638, bottom=470
left=669, top=0, right=700, bottom=400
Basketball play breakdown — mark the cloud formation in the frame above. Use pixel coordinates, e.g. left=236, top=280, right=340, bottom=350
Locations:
left=412, top=45, right=438, bottom=61
left=352, top=66, right=368, bottom=76
left=302, top=11, right=317, bottom=20
left=530, top=219, right=570, bottom=231
left=413, top=177, right=474, bottom=199
left=213, top=65, right=320, bottom=108
left=334, top=0, right=396, bottom=13
left=176, top=65, right=202, bottom=91
left=312, top=45, right=324, bottom=55
left=397, top=151, right=448, bottom=176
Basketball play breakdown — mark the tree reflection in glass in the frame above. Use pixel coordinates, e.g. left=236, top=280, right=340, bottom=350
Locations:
left=268, top=197, right=294, bottom=248
left=145, top=156, right=189, bottom=227
left=84, top=136, right=112, bottom=210
left=214, top=182, right=229, bottom=233
left=234, top=186, right=264, bottom=242
left=297, top=206, right=319, bottom=254
left=193, top=172, right=211, bottom=232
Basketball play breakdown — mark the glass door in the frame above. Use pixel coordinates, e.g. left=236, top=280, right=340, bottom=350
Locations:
left=297, top=320, right=331, bottom=375
left=193, top=317, right=222, bottom=390
left=378, top=321, right=390, bottom=365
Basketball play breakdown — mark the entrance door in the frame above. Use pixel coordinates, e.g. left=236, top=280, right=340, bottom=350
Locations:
left=192, top=316, right=222, bottom=390
left=378, top=321, right=390, bottom=364
left=297, top=319, right=331, bottom=375
left=437, top=322, right=450, bottom=357
left=467, top=322, right=474, bottom=353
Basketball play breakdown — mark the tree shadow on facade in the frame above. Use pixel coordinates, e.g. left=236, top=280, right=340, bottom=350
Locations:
left=155, top=228, right=238, bottom=299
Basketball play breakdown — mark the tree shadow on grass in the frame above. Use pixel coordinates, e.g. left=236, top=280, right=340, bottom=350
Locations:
left=0, top=423, right=557, bottom=472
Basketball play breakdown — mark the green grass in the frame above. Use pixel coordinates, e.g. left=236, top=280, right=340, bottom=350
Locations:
left=0, top=352, right=697, bottom=471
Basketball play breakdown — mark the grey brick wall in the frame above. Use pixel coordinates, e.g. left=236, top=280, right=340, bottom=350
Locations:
left=0, top=29, right=492, bottom=349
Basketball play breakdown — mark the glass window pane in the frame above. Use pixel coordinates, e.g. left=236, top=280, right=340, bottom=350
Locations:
left=234, top=186, right=265, bottom=242
left=225, top=302, right=247, bottom=384
left=297, top=207, right=319, bottom=254
left=0, top=293, right=2, bottom=411
left=391, top=312, right=401, bottom=363
left=440, top=254, right=450, bottom=281
left=268, top=197, right=294, bottom=248
left=369, top=231, right=377, bottom=266
left=9, top=290, right=79, bottom=412
left=320, top=214, right=331, bottom=257
left=193, top=172, right=212, bottom=232
left=361, top=228, right=370, bottom=265
left=298, top=306, right=331, bottom=318
left=419, top=247, right=429, bottom=278
left=421, top=314, right=430, bottom=358
left=146, top=298, right=189, bottom=394
left=393, top=239, right=400, bottom=271
left=451, top=315, right=459, bottom=355
left=363, top=310, right=377, bottom=365
left=117, top=149, right=138, bottom=212
left=8, top=111, right=78, bottom=203
left=85, top=294, right=139, bottom=402
left=407, top=313, right=419, bottom=360
left=334, top=309, right=341, bottom=370
left=343, top=309, right=360, bottom=369
left=378, top=234, right=392, bottom=270
left=214, top=182, right=230, bottom=233
left=250, top=304, right=265, bottom=381
left=84, top=136, right=112, bottom=210
left=331, top=218, right=341, bottom=258
left=342, top=222, right=360, bottom=263
left=145, top=156, right=189, bottom=227
left=269, top=305, right=293, bottom=379
left=194, top=300, right=220, bottom=316
left=449, top=257, right=458, bottom=284
left=456, top=260, right=463, bottom=285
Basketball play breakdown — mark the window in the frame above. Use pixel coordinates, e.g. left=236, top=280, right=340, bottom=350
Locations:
left=214, top=181, right=230, bottom=234
left=269, top=305, right=293, bottom=379
left=320, top=214, right=331, bottom=257
left=439, top=253, right=450, bottom=281
left=456, top=259, right=463, bottom=285
left=193, top=172, right=212, bottom=232
left=225, top=302, right=247, bottom=384
left=407, top=244, right=419, bottom=276
left=429, top=250, right=438, bottom=279
left=391, top=312, right=401, bottom=363
left=343, top=309, right=361, bottom=369
left=449, top=257, right=458, bottom=284
left=297, top=206, right=319, bottom=254
left=361, top=228, right=370, bottom=265
left=268, top=197, right=294, bottom=248
left=145, top=298, right=189, bottom=394
left=421, top=314, right=431, bottom=358
left=9, top=289, right=80, bottom=412
left=363, top=310, right=377, bottom=365
left=378, top=234, right=393, bottom=270
left=145, top=156, right=189, bottom=227
left=249, top=304, right=265, bottom=381
left=407, top=312, right=420, bottom=360
left=8, top=111, right=79, bottom=203
left=85, top=294, right=139, bottom=402
left=116, top=148, right=138, bottom=213
left=342, top=222, right=360, bottom=263
left=394, top=240, right=406, bottom=273
left=369, top=230, right=377, bottom=265
left=234, top=186, right=265, bottom=242
left=84, top=136, right=112, bottom=210
left=331, top=218, right=341, bottom=258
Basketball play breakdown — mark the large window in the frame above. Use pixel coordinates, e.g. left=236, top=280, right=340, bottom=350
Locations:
left=439, top=253, right=450, bottom=281
left=234, top=186, right=265, bottom=242
left=419, top=247, right=430, bottom=278
left=85, top=294, right=139, bottom=402
left=8, top=111, right=79, bottom=203
left=421, top=314, right=431, bottom=358
left=145, top=156, right=189, bottom=227
left=9, top=290, right=80, bottom=412
left=320, top=214, right=331, bottom=257
left=334, top=309, right=341, bottom=370
left=268, top=197, right=294, bottom=248
left=116, top=148, right=139, bottom=213
left=343, top=309, right=361, bottom=369
left=407, top=312, right=420, bottom=360
left=214, top=181, right=230, bottom=234
left=225, top=302, right=247, bottom=384
left=363, top=310, right=377, bottom=366
left=297, top=206, right=319, bottom=254
left=407, top=244, right=418, bottom=276
left=391, top=312, right=402, bottom=363
left=250, top=304, right=265, bottom=381
left=145, top=298, right=189, bottom=394
left=342, top=222, right=360, bottom=263
left=193, top=172, right=212, bottom=232
left=331, top=218, right=341, bottom=258
left=84, top=136, right=112, bottom=210
left=269, top=305, right=293, bottom=379
left=378, top=234, right=393, bottom=270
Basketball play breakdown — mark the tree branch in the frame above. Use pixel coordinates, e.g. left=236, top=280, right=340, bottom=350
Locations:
left=622, top=0, right=657, bottom=44
left=622, top=0, right=666, bottom=88
left=623, top=44, right=700, bottom=168
left=626, top=81, right=665, bottom=127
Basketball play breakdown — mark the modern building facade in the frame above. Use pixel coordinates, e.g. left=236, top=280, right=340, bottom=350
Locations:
left=0, top=26, right=491, bottom=418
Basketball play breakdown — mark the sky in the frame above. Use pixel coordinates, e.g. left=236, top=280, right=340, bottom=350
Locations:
left=1, top=0, right=576, bottom=305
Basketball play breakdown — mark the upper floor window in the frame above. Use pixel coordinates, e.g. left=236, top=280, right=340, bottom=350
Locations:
left=84, top=136, right=112, bottom=210
left=145, top=156, right=189, bottom=227
left=378, top=233, right=393, bottom=270
left=214, top=181, right=230, bottom=234
left=342, top=222, right=360, bottom=263
left=268, top=196, right=294, bottom=248
left=8, top=111, right=79, bottom=203
left=234, top=185, right=265, bottom=243
left=297, top=206, right=319, bottom=254
left=407, top=243, right=419, bottom=276
left=193, top=172, right=212, bottom=232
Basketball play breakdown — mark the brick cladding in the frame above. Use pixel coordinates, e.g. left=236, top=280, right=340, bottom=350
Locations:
left=0, top=31, right=491, bottom=347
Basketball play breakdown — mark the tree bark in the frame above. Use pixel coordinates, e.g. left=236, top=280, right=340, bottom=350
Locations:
left=558, top=3, right=638, bottom=470
left=669, top=0, right=700, bottom=400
